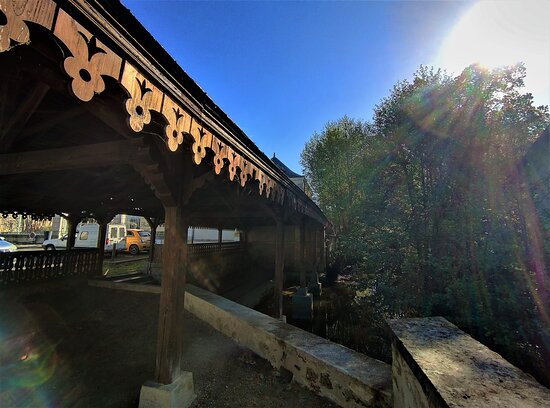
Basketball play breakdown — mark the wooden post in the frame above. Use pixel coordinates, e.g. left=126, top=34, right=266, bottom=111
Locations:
left=145, top=217, right=158, bottom=275
left=274, top=217, right=285, bottom=319
left=96, top=219, right=108, bottom=275
left=320, top=225, right=326, bottom=274
left=217, top=226, right=222, bottom=248
left=67, top=216, right=78, bottom=249
left=155, top=205, right=188, bottom=384
left=299, top=218, right=306, bottom=288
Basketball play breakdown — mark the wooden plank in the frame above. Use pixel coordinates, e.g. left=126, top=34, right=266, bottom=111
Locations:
left=0, top=141, right=132, bottom=175
left=155, top=205, right=188, bottom=384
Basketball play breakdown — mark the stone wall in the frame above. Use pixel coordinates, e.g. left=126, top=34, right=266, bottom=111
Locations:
left=184, top=284, right=392, bottom=407
left=88, top=279, right=392, bottom=407
left=387, top=317, right=550, bottom=408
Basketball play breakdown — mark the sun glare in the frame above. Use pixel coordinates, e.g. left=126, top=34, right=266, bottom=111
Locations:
left=436, top=1, right=550, bottom=106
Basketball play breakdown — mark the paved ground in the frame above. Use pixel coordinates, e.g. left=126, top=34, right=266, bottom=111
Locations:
left=0, top=279, right=337, bottom=408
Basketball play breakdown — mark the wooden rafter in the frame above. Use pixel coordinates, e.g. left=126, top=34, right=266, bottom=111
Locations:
left=0, top=141, right=132, bottom=175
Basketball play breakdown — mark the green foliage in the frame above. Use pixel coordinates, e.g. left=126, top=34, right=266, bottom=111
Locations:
left=301, top=63, right=550, bottom=385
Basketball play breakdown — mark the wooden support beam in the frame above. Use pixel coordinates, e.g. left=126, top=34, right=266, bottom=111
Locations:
left=299, top=218, right=306, bottom=288
left=20, top=105, right=87, bottom=137
left=274, top=216, right=285, bottom=319
left=0, top=141, right=133, bottom=175
left=66, top=216, right=79, bottom=250
left=130, top=142, right=177, bottom=207
left=0, top=82, right=50, bottom=152
left=319, top=225, right=326, bottom=275
left=96, top=219, right=108, bottom=276
left=155, top=204, right=189, bottom=384
left=312, top=225, right=319, bottom=278
left=145, top=216, right=159, bottom=275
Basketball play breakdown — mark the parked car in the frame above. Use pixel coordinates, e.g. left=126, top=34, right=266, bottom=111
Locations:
left=0, top=237, right=17, bottom=253
left=123, top=229, right=151, bottom=255
left=42, top=223, right=126, bottom=252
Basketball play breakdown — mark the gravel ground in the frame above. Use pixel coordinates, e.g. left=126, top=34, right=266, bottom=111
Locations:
left=0, top=278, right=337, bottom=408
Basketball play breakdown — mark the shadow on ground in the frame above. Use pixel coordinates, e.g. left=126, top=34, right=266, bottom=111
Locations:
left=0, top=278, right=336, bottom=408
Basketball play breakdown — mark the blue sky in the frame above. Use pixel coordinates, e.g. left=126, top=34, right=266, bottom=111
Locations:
left=121, top=1, right=500, bottom=172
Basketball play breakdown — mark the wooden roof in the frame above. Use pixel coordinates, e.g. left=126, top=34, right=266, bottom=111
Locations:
left=0, top=0, right=326, bottom=227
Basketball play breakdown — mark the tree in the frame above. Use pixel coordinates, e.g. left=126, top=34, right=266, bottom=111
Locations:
left=301, top=63, right=550, bottom=385
left=301, top=116, right=373, bottom=266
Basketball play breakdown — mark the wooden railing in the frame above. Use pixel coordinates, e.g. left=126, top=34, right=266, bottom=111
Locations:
left=188, top=242, right=245, bottom=257
left=0, top=249, right=100, bottom=287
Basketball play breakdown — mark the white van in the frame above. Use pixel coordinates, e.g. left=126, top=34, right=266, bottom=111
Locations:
left=42, top=223, right=126, bottom=252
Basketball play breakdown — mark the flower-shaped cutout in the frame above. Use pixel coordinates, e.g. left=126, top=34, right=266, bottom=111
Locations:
left=165, top=107, right=186, bottom=152
left=54, top=11, right=121, bottom=103
left=212, top=140, right=226, bottom=174
left=125, top=77, right=155, bottom=132
left=0, top=2, right=30, bottom=52
left=227, top=150, right=239, bottom=181
left=257, top=171, right=266, bottom=195
left=63, top=32, right=107, bottom=102
left=266, top=179, right=274, bottom=198
left=240, top=160, right=250, bottom=187
left=192, top=127, right=208, bottom=165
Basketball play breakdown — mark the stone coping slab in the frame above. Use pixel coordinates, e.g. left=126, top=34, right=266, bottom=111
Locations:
left=387, top=317, right=550, bottom=408
left=184, top=284, right=392, bottom=407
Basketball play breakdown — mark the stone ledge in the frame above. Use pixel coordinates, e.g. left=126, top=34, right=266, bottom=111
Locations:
left=88, top=279, right=392, bottom=407
left=185, top=284, right=392, bottom=407
left=387, top=317, right=550, bottom=408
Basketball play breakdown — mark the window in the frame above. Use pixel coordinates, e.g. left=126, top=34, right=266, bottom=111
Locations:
left=110, top=227, right=117, bottom=239
left=127, top=231, right=134, bottom=237
left=119, top=227, right=125, bottom=237
left=79, top=231, right=89, bottom=240
left=139, top=231, right=151, bottom=237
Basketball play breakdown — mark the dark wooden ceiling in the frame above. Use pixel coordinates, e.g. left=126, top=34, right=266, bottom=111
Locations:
left=0, top=21, right=315, bottom=229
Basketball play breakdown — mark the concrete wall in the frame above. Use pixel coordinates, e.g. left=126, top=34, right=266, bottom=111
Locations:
left=387, top=317, right=550, bottom=408
left=185, top=284, right=392, bottom=407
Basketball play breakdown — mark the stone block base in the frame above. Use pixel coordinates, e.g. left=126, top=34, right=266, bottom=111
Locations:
left=291, top=288, right=313, bottom=320
left=139, top=372, right=196, bottom=408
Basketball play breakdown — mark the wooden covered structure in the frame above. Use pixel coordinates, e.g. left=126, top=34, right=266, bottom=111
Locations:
left=0, top=0, right=327, bottom=394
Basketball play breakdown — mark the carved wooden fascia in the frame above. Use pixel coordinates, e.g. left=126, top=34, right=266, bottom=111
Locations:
left=0, top=0, right=315, bottom=219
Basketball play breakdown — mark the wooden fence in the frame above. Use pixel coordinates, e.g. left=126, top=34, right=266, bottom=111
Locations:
left=188, top=242, right=245, bottom=257
left=0, top=249, right=100, bottom=287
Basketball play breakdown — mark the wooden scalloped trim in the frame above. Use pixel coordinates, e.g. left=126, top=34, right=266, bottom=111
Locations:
left=121, top=62, right=163, bottom=132
left=190, top=118, right=213, bottom=165
left=0, top=0, right=316, bottom=213
left=0, top=0, right=56, bottom=52
left=54, top=9, right=122, bottom=102
left=162, top=94, right=192, bottom=152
